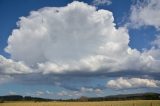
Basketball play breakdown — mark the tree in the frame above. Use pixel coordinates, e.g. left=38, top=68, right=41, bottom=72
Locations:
left=79, top=96, right=88, bottom=102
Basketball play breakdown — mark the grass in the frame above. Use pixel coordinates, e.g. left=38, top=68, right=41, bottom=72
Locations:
left=0, top=100, right=160, bottom=106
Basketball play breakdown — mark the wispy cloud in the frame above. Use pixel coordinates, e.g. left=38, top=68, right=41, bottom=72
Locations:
left=129, top=0, right=160, bottom=30
left=92, top=0, right=112, bottom=6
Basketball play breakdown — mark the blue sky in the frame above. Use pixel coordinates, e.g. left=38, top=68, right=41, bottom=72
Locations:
left=0, top=0, right=160, bottom=99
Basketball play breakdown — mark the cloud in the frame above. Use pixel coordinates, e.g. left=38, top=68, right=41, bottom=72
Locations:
left=80, top=87, right=94, bottom=92
left=0, top=1, right=160, bottom=91
left=92, top=0, right=112, bottom=6
left=57, top=91, right=69, bottom=96
left=151, top=35, right=160, bottom=49
left=128, top=0, right=160, bottom=64
left=5, top=1, right=127, bottom=73
left=80, top=87, right=102, bottom=94
left=129, top=0, right=160, bottom=29
left=8, top=91, right=17, bottom=95
left=25, top=90, right=54, bottom=97
left=141, top=35, right=160, bottom=69
left=35, top=91, right=45, bottom=96
left=5, top=1, right=115, bottom=66
left=57, top=90, right=82, bottom=97
left=0, top=75, right=13, bottom=84
left=107, top=77, right=160, bottom=89
left=57, top=87, right=102, bottom=98
left=46, top=90, right=54, bottom=95
left=0, top=55, right=32, bottom=74
left=4, top=1, right=160, bottom=75
left=95, top=88, right=103, bottom=94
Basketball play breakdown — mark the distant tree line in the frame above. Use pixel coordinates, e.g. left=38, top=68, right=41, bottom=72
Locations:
left=86, top=93, right=160, bottom=101
left=0, top=92, right=159, bottom=103
left=0, top=95, right=52, bottom=103
left=47, top=93, right=160, bottom=102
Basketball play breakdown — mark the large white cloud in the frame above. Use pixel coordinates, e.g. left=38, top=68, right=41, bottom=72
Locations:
left=107, top=77, right=160, bottom=89
left=3, top=1, right=160, bottom=75
left=6, top=1, right=117, bottom=65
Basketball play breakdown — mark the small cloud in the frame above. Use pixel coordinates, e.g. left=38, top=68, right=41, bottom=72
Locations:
left=57, top=91, right=68, bottom=96
left=80, top=87, right=103, bottom=94
left=80, top=87, right=94, bottom=92
left=46, top=90, right=54, bottom=95
left=35, top=91, right=44, bottom=96
left=95, top=88, right=102, bottom=94
left=57, top=90, right=82, bottom=97
left=56, top=87, right=103, bottom=98
left=93, top=0, right=112, bottom=6
left=8, top=91, right=17, bottom=95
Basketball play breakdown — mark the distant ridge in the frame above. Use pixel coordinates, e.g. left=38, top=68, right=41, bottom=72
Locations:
left=0, top=92, right=160, bottom=102
left=0, top=95, right=52, bottom=102
left=87, top=92, right=160, bottom=101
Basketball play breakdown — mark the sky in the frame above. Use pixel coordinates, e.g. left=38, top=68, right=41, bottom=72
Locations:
left=0, top=0, right=160, bottom=99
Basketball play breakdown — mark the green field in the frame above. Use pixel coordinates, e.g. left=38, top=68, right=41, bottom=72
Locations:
left=0, top=100, right=160, bottom=106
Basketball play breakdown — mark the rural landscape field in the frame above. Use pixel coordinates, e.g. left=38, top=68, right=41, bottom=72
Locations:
left=0, top=100, right=160, bottom=106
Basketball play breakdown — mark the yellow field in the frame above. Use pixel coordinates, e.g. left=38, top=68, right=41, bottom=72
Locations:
left=0, top=100, right=160, bottom=106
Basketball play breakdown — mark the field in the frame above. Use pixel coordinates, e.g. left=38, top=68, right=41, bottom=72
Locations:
left=0, top=100, right=160, bottom=106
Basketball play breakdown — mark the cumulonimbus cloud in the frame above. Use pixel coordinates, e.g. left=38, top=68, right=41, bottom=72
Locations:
left=3, top=1, right=160, bottom=75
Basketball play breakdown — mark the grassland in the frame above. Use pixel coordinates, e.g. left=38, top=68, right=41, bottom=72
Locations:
left=0, top=100, right=160, bottom=106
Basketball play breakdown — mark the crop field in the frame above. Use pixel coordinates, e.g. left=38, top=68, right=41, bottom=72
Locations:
left=0, top=100, right=160, bottom=106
